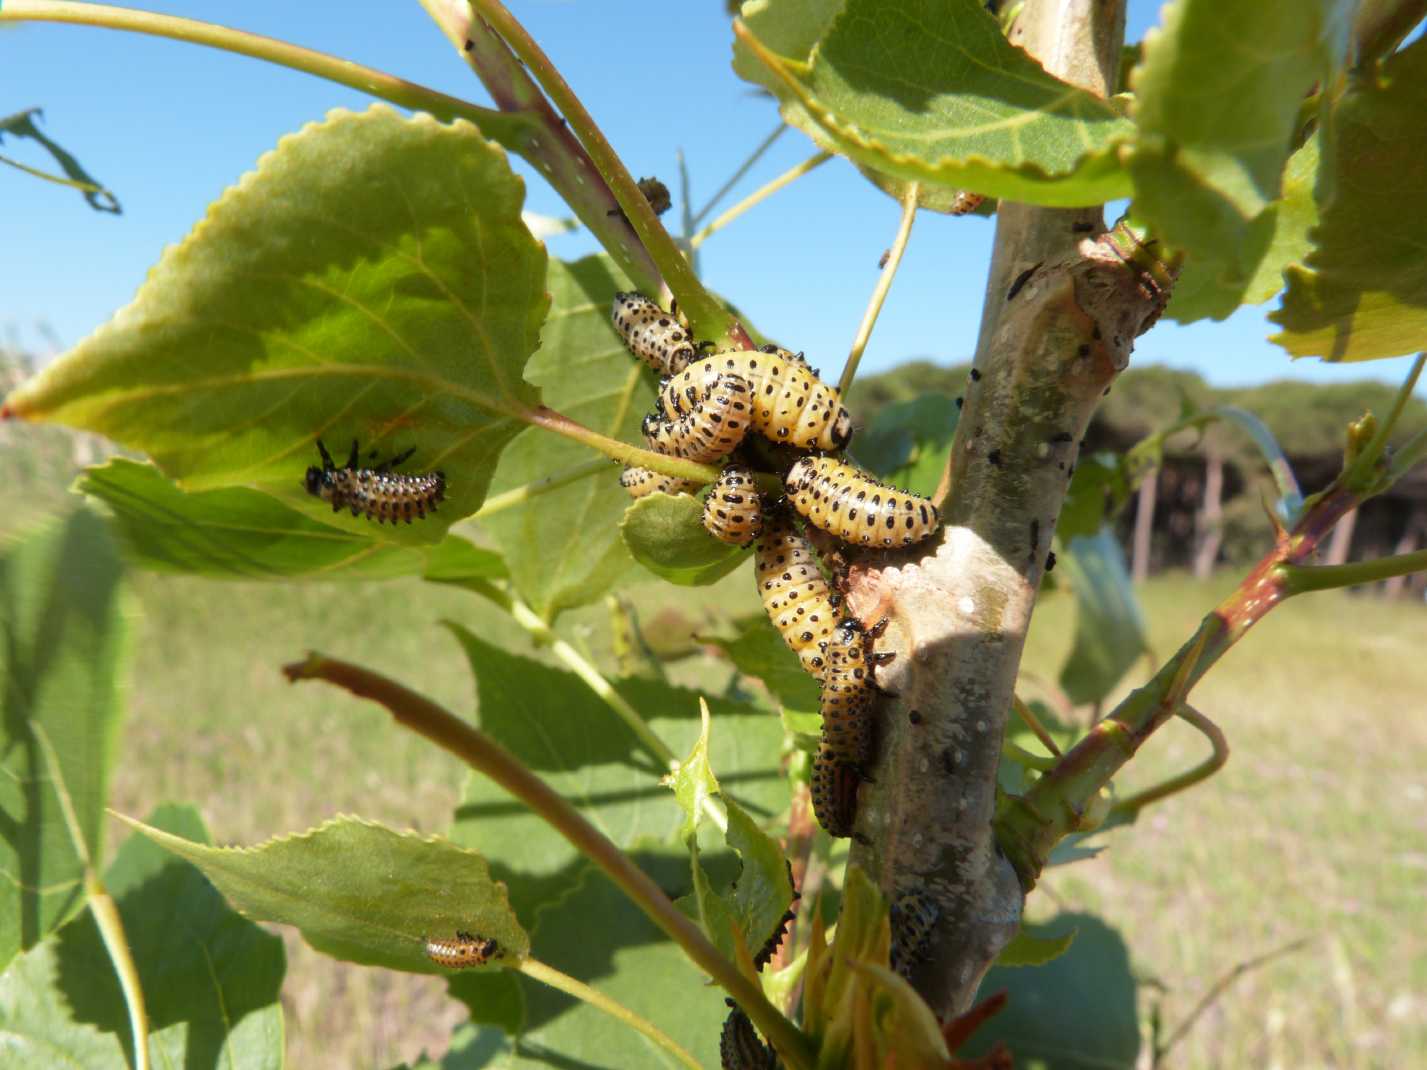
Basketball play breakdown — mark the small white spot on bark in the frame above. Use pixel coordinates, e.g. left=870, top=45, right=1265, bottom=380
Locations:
left=958, top=596, right=975, bottom=615
left=919, top=758, right=929, bottom=774
left=976, top=720, right=987, bottom=732
left=1036, top=442, right=1049, bottom=458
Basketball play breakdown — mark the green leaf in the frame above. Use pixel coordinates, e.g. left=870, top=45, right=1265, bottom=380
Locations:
left=968, top=913, right=1138, bottom=1067
left=1055, top=453, right=1124, bottom=541
left=115, top=813, right=528, bottom=975
left=2, top=105, right=546, bottom=544
left=853, top=393, right=958, bottom=497
left=0, top=510, right=127, bottom=971
left=668, top=705, right=794, bottom=964
left=0, top=803, right=285, bottom=1069
left=734, top=0, right=1134, bottom=206
left=481, top=256, right=650, bottom=618
left=1167, top=133, right=1322, bottom=324
left=621, top=493, right=751, bottom=587
left=77, top=457, right=442, bottom=580
left=1272, top=39, right=1427, bottom=360
left=705, top=613, right=821, bottom=715
left=420, top=532, right=508, bottom=586
left=994, top=921, right=1077, bottom=967
left=445, top=627, right=786, bottom=915
left=1127, top=1, right=1352, bottom=282
left=449, top=849, right=731, bottom=1069
left=1057, top=528, right=1148, bottom=706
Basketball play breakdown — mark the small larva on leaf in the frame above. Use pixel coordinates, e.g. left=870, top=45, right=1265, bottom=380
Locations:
left=424, top=930, right=501, bottom=969
left=702, top=465, right=764, bottom=546
left=784, top=456, right=940, bottom=549
left=304, top=439, right=445, bottom=524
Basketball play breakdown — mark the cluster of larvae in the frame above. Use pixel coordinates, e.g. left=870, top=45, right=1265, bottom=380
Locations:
left=612, top=292, right=942, bottom=840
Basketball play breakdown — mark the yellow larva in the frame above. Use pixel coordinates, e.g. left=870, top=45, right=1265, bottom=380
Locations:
left=642, top=370, right=753, bottom=463
left=424, top=930, right=500, bottom=969
left=620, top=465, right=699, bottom=499
left=784, top=456, right=940, bottom=549
left=701, top=465, right=764, bottom=546
left=658, top=349, right=852, bottom=452
left=753, top=511, right=840, bottom=682
left=611, top=292, right=699, bottom=376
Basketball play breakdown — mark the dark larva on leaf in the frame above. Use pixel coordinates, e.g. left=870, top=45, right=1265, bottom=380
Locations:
left=702, top=464, right=764, bottom=546
left=620, top=465, right=699, bottom=500
left=720, top=1002, right=777, bottom=1069
left=659, top=350, right=852, bottom=452
left=304, top=439, right=445, bottom=524
left=751, top=860, right=800, bottom=972
left=753, top=510, right=840, bottom=682
left=425, top=930, right=501, bottom=969
left=611, top=292, right=699, bottom=376
left=783, top=456, right=940, bottom=549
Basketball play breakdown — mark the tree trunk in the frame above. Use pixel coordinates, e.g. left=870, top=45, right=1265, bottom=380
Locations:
left=1325, top=506, right=1358, bottom=565
left=845, top=0, right=1176, bottom=1019
left=1383, top=507, right=1425, bottom=597
left=1192, top=452, right=1224, bottom=579
left=1132, top=469, right=1158, bottom=583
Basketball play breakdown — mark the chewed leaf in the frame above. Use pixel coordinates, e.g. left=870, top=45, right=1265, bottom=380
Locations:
left=115, top=813, right=528, bottom=974
left=734, top=0, right=1133, bottom=207
left=3, top=105, right=547, bottom=544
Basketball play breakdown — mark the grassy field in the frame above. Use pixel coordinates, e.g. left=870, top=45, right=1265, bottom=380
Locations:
left=92, top=559, right=1427, bottom=1069
left=7, top=424, right=1425, bottom=1068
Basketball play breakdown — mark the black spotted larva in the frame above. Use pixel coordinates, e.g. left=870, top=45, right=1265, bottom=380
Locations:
left=611, top=292, right=700, bottom=377
left=620, top=465, right=699, bottom=500
left=889, top=890, right=940, bottom=978
left=657, top=349, right=852, bottom=452
left=810, top=745, right=861, bottom=839
left=783, top=456, right=939, bottom=549
left=701, top=465, right=764, bottom=546
left=753, top=510, right=840, bottom=682
left=641, top=370, right=753, bottom=463
left=304, top=439, right=445, bottom=524
left=719, top=1001, right=776, bottom=1070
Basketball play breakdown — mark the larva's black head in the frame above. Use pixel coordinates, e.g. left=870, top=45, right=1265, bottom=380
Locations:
left=830, top=411, right=854, bottom=451
left=304, top=465, right=327, bottom=498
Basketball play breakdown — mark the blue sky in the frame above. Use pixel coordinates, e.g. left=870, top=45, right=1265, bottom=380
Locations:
left=3, top=1, right=1422, bottom=396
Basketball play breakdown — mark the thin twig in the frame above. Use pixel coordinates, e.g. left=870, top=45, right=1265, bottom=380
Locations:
left=839, top=181, right=919, bottom=395
left=1153, top=937, right=1312, bottom=1066
left=691, top=123, right=788, bottom=227
left=1011, top=693, right=1062, bottom=756
left=689, top=151, right=832, bottom=250
left=0, top=1, right=526, bottom=144
left=282, top=653, right=815, bottom=1070
left=471, top=0, right=740, bottom=343
left=33, top=725, right=149, bottom=1070
left=1108, top=703, right=1229, bottom=818
left=1277, top=546, right=1427, bottom=594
